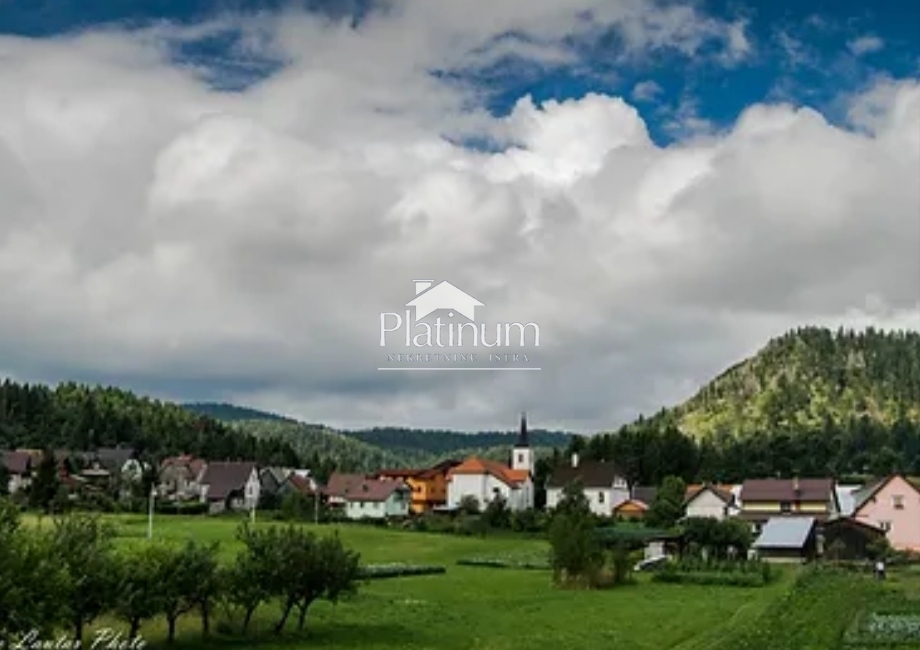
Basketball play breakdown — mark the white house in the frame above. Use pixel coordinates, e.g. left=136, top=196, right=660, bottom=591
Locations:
left=343, top=479, right=411, bottom=520
left=446, top=413, right=534, bottom=512
left=684, top=484, right=737, bottom=520
left=545, top=453, right=630, bottom=517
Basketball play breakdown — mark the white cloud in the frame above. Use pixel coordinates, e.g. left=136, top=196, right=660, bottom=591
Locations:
left=848, top=35, right=884, bottom=57
left=631, top=80, right=663, bottom=102
left=0, top=6, right=917, bottom=433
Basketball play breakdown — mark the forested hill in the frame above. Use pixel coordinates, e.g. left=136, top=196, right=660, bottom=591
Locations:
left=0, top=381, right=302, bottom=466
left=184, top=402, right=574, bottom=460
left=183, top=402, right=293, bottom=423
left=341, top=427, right=573, bottom=456
left=667, top=327, right=920, bottom=438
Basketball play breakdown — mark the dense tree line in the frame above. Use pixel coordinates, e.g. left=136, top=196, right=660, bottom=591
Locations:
left=0, top=381, right=302, bottom=466
left=0, top=501, right=361, bottom=644
left=565, top=414, right=920, bottom=486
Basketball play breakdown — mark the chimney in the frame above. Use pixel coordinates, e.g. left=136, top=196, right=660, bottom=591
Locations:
left=413, top=280, right=433, bottom=295
left=571, top=453, right=579, bottom=468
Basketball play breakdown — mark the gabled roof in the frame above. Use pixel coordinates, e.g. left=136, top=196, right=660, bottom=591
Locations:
left=200, top=461, right=257, bottom=500
left=2, top=451, right=33, bottom=475
left=547, top=461, right=624, bottom=489
left=285, top=473, right=317, bottom=495
left=835, top=485, right=862, bottom=516
left=685, top=484, right=734, bottom=506
left=753, top=517, right=816, bottom=549
left=160, top=455, right=207, bottom=478
left=449, top=457, right=529, bottom=486
left=613, top=499, right=648, bottom=512
left=741, top=478, right=835, bottom=503
left=824, top=515, right=886, bottom=535
left=95, top=447, right=136, bottom=470
left=417, top=459, right=462, bottom=479
left=342, top=478, right=408, bottom=503
left=852, top=474, right=920, bottom=514
left=324, top=472, right=369, bottom=497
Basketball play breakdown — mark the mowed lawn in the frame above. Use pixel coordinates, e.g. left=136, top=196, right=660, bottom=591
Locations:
left=27, top=514, right=792, bottom=650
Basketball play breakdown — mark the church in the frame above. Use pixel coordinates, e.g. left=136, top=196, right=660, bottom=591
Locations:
left=445, top=412, right=535, bottom=512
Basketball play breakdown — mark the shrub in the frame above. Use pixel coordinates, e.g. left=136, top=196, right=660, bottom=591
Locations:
left=359, top=563, right=446, bottom=579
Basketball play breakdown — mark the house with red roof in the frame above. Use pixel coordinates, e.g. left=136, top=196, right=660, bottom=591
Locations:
left=158, top=455, right=207, bottom=501
left=684, top=483, right=738, bottom=521
left=446, top=413, right=534, bottom=512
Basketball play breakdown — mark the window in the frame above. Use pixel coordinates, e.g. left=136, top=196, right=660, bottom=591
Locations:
left=880, top=521, right=892, bottom=532
left=613, top=478, right=626, bottom=489
left=598, top=492, right=605, bottom=503
left=780, top=501, right=792, bottom=513
left=518, top=453, right=524, bottom=464
left=893, top=495, right=904, bottom=510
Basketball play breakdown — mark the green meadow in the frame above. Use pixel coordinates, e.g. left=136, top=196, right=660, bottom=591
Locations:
left=23, top=514, right=920, bottom=650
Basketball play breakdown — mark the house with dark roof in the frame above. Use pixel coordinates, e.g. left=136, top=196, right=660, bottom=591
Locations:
left=2, top=450, right=35, bottom=493
left=851, top=474, right=920, bottom=552
left=324, top=472, right=369, bottom=508
left=546, top=453, right=629, bottom=516
left=446, top=413, right=534, bottom=512
left=739, top=478, right=839, bottom=533
left=684, top=484, right=737, bottom=521
left=199, top=461, right=260, bottom=514
left=823, top=516, right=886, bottom=560
left=342, top=477, right=411, bottom=520
left=753, top=517, right=818, bottom=562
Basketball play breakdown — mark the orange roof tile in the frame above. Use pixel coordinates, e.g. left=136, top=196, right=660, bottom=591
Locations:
left=448, top=457, right=529, bottom=486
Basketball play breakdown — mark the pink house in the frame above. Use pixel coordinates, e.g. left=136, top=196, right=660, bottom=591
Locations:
left=851, top=474, right=920, bottom=552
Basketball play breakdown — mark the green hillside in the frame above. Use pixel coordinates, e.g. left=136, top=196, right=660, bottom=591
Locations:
left=672, top=327, right=920, bottom=438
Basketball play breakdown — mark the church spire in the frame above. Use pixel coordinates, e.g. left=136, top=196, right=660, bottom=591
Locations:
left=516, top=411, right=530, bottom=448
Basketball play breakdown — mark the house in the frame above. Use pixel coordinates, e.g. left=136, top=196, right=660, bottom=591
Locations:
left=546, top=453, right=630, bottom=516
left=447, top=414, right=534, bottom=512
left=374, top=459, right=461, bottom=514
left=324, top=472, right=369, bottom=509
left=753, top=517, right=818, bottom=563
left=278, top=472, right=320, bottom=500
left=342, top=478, right=411, bottom=520
left=823, top=516, right=886, bottom=560
left=851, top=474, right=920, bottom=552
left=612, top=498, right=649, bottom=520
left=405, top=280, right=484, bottom=321
left=199, top=461, right=260, bottom=514
left=2, top=450, right=34, bottom=493
left=739, top=478, right=839, bottom=532
left=258, top=467, right=290, bottom=499
left=158, top=455, right=207, bottom=501
left=684, top=484, right=736, bottom=520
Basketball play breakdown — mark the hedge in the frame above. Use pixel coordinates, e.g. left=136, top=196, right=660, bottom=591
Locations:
left=359, top=563, right=446, bottom=579
left=456, top=557, right=550, bottom=570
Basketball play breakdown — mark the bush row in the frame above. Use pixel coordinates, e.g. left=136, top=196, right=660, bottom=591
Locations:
left=358, top=564, right=446, bottom=579
left=0, top=498, right=362, bottom=646
left=652, top=570, right=768, bottom=587
left=456, top=557, right=551, bottom=570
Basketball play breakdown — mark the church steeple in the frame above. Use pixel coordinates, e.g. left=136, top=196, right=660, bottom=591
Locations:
left=512, top=412, right=533, bottom=473
left=516, top=411, right=530, bottom=448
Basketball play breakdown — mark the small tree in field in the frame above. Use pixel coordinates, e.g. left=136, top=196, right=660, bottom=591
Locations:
left=548, top=481, right=604, bottom=586
left=51, top=513, right=118, bottom=643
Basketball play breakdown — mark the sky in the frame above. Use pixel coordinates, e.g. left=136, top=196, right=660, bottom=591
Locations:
left=0, top=0, right=918, bottom=434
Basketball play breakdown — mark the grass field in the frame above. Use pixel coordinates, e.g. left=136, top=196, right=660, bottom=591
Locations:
left=24, top=514, right=920, bottom=650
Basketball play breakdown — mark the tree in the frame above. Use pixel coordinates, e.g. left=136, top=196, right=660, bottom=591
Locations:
left=548, top=481, right=604, bottom=587
left=646, top=476, right=686, bottom=529
left=159, top=540, right=220, bottom=643
left=30, top=448, right=60, bottom=513
left=112, top=543, right=172, bottom=640
left=51, top=513, right=117, bottom=643
left=458, top=495, right=480, bottom=515
left=0, top=462, right=9, bottom=496
left=482, top=493, right=511, bottom=529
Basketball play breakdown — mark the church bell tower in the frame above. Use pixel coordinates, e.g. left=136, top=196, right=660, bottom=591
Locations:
left=511, top=411, right=533, bottom=474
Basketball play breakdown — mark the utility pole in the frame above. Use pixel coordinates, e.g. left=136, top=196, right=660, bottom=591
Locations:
left=147, top=485, right=156, bottom=540
left=314, top=487, right=319, bottom=525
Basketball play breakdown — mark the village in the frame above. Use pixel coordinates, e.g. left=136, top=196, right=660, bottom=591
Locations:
left=4, top=413, right=919, bottom=564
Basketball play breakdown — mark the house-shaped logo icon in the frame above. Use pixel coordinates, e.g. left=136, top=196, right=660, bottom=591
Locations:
left=405, top=280, right=485, bottom=322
